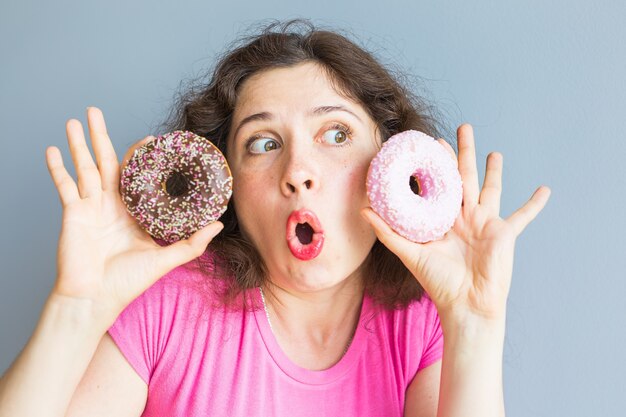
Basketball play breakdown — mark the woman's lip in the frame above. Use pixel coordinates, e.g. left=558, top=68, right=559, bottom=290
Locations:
left=286, top=209, right=325, bottom=260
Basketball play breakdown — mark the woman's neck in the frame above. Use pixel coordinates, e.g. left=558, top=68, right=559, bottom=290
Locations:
left=260, top=274, right=364, bottom=370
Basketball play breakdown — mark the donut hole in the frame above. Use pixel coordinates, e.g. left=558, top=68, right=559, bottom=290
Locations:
left=164, top=171, right=190, bottom=197
left=409, top=170, right=435, bottom=199
left=409, top=175, right=422, bottom=196
left=295, top=222, right=314, bottom=245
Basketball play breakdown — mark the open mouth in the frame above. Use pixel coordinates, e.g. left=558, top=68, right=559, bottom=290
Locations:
left=295, top=222, right=314, bottom=244
left=286, top=209, right=325, bottom=260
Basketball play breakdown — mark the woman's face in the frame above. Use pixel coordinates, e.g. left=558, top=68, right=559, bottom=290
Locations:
left=226, top=62, right=381, bottom=293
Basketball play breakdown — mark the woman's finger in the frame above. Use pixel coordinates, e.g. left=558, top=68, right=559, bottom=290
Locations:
left=66, top=119, right=102, bottom=199
left=506, top=186, right=552, bottom=236
left=479, top=152, right=503, bottom=216
left=45, top=146, right=80, bottom=206
left=87, top=107, right=120, bottom=192
left=360, top=207, right=423, bottom=270
left=457, top=124, right=480, bottom=209
left=151, top=221, right=225, bottom=281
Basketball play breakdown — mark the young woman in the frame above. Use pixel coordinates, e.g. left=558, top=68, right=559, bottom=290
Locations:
left=0, top=19, right=550, bottom=416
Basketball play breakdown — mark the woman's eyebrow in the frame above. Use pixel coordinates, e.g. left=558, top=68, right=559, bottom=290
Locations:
left=233, top=105, right=362, bottom=138
left=310, top=105, right=362, bottom=122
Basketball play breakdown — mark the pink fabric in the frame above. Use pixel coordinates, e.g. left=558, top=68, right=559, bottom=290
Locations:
left=108, top=254, right=444, bottom=416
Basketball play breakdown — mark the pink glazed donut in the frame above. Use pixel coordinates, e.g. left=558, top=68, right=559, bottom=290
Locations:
left=366, top=130, right=463, bottom=243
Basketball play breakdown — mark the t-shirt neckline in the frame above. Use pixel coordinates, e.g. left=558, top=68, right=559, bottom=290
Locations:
left=252, top=287, right=369, bottom=385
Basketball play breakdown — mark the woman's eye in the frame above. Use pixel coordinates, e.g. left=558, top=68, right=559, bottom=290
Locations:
left=322, top=128, right=350, bottom=145
left=249, top=137, right=280, bottom=153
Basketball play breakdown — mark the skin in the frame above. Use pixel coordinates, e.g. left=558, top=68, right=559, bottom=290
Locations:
left=227, top=63, right=381, bottom=293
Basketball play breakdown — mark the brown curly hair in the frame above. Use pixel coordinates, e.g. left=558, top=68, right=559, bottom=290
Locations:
left=158, top=18, right=448, bottom=310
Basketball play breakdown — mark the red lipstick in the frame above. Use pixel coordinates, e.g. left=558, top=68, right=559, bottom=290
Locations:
left=286, top=209, right=325, bottom=260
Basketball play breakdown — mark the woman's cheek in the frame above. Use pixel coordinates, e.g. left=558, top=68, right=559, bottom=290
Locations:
left=344, top=162, right=369, bottom=203
left=233, top=163, right=274, bottom=199
left=232, top=169, right=272, bottom=236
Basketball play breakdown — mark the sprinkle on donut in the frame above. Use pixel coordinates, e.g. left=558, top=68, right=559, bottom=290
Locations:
left=120, top=130, right=233, bottom=244
left=366, top=130, right=463, bottom=243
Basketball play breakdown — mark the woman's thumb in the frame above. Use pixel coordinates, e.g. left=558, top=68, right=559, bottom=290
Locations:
left=360, top=208, right=423, bottom=266
left=156, top=221, right=224, bottom=273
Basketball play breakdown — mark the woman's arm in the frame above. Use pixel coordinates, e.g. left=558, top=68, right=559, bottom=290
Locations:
left=1, top=107, right=222, bottom=416
left=436, top=316, right=506, bottom=417
left=0, top=294, right=148, bottom=417
left=364, top=124, right=550, bottom=417
left=0, top=295, right=106, bottom=416
left=404, top=360, right=441, bottom=417
left=404, top=317, right=505, bottom=417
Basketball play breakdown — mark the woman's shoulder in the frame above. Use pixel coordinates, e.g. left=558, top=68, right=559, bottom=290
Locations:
left=364, top=291, right=443, bottom=376
left=128, top=246, right=233, bottom=314
left=370, top=291, right=438, bottom=318
left=367, top=291, right=441, bottom=336
left=110, top=246, right=245, bottom=345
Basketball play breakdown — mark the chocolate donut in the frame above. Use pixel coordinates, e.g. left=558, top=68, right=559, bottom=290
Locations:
left=120, top=130, right=232, bottom=243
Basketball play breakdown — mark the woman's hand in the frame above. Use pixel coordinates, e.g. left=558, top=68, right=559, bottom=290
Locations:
left=45, top=107, right=223, bottom=329
left=361, top=124, right=551, bottom=324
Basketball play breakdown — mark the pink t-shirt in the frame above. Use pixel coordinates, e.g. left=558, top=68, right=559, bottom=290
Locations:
left=108, top=254, right=444, bottom=416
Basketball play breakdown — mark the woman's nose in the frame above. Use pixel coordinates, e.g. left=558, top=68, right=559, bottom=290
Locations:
left=280, top=147, right=317, bottom=196
left=284, top=178, right=313, bottom=194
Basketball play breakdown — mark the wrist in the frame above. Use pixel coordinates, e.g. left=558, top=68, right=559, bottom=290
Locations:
left=438, top=308, right=507, bottom=344
left=44, top=292, right=112, bottom=337
left=437, top=301, right=506, bottom=329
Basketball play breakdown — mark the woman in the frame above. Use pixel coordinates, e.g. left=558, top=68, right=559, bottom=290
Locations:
left=0, top=19, right=550, bottom=416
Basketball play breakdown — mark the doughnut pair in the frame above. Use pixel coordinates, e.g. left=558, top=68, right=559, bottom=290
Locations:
left=121, top=129, right=461, bottom=245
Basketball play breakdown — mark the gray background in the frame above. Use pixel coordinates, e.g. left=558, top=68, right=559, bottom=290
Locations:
left=1, top=0, right=624, bottom=415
